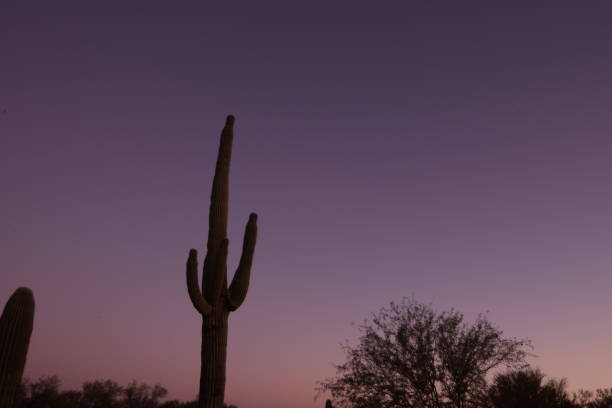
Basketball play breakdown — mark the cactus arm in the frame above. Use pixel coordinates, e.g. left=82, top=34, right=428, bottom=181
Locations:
left=207, top=115, right=233, bottom=249
left=203, top=115, right=234, bottom=301
left=186, top=249, right=212, bottom=315
left=227, top=213, right=257, bottom=311
left=200, top=237, right=230, bottom=306
left=209, top=239, right=229, bottom=303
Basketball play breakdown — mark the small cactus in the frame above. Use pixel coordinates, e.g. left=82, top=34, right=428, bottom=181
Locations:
left=186, top=115, right=258, bottom=408
left=325, top=400, right=333, bottom=408
left=0, top=287, right=35, bottom=408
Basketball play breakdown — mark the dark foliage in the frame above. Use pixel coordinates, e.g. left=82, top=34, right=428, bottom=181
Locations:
left=572, top=389, right=612, bottom=408
left=13, top=376, right=237, bottom=408
left=486, top=369, right=612, bottom=408
left=319, top=299, right=531, bottom=408
left=486, top=368, right=574, bottom=408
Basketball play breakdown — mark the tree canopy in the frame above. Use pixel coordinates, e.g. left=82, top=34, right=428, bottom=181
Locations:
left=319, top=299, right=531, bottom=408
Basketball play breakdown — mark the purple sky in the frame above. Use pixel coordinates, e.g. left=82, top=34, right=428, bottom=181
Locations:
left=2, top=2, right=612, bottom=407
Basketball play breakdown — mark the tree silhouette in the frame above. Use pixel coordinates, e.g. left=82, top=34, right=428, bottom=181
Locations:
left=319, top=299, right=531, bottom=408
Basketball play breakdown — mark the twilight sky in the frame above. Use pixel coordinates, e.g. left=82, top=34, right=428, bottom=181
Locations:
left=2, top=2, right=612, bottom=407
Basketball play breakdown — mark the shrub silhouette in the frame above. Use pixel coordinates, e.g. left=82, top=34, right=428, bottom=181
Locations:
left=14, top=377, right=237, bottom=408
left=487, top=368, right=575, bottom=408
left=185, top=115, right=257, bottom=408
left=572, top=388, right=612, bottom=408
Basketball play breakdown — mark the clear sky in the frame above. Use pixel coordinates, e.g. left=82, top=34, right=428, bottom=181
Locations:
left=1, top=2, right=612, bottom=408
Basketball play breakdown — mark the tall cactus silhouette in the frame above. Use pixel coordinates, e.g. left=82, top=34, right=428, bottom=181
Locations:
left=0, top=287, right=35, bottom=408
left=186, top=115, right=257, bottom=408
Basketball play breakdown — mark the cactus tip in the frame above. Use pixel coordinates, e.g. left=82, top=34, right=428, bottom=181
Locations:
left=249, top=212, right=258, bottom=222
left=14, top=287, right=33, bottom=297
left=225, top=115, right=235, bottom=126
left=189, top=249, right=197, bottom=258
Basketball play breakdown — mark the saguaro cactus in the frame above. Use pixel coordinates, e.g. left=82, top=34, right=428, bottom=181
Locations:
left=0, top=287, right=35, bottom=408
left=186, top=115, right=257, bottom=408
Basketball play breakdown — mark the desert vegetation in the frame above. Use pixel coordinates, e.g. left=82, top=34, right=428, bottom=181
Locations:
left=8, top=366, right=612, bottom=408
left=12, top=376, right=238, bottom=408
left=319, top=299, right=612, bottom=408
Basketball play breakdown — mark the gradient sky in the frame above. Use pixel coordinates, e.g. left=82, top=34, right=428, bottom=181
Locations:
left=2, top=2, right=612, bottom=407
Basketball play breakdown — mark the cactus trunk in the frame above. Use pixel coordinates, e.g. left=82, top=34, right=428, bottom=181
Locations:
left=200, top=308, right=229, bottom=408
left=0, top=287, right=35, bottom=408
left=185, top=115, right=258, bottom=408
